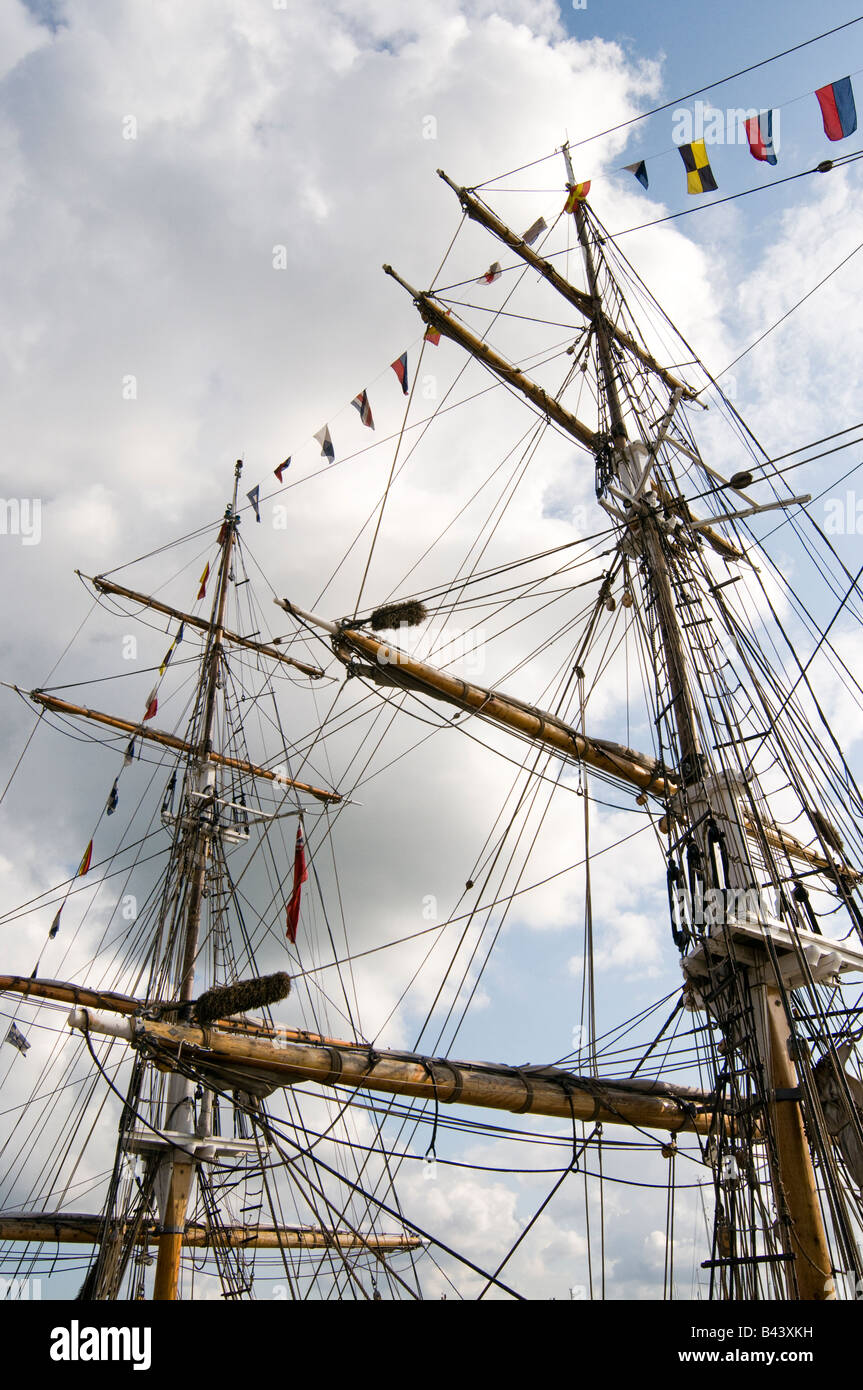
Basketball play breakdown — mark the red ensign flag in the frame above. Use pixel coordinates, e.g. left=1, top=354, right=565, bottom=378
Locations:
left=285, top=824, right=308, bottom=944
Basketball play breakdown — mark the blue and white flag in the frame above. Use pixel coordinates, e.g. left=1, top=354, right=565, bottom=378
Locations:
left=314, top=426, right=335, bottom=463
left=521, top=216, right=547, bottom=245
left=351, top=390, right=374, bottom=430
left=5, top=1022, right=30, bottom=1055
left=624, top=160, right=649, bottom=189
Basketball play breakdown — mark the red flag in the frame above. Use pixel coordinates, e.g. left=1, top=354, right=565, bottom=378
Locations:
left=391, top=353, right=409, bottom=395
left=274, top=457, right=291, bottom=483
left=197, top=563, right=210, bottom=600
left=815, top=78, right=857, bottom=141
left=77, top=840, right=93, bottom=876
left=143, top=687, right=158, bottom=721
left=285, top=824, right=308, bottom=944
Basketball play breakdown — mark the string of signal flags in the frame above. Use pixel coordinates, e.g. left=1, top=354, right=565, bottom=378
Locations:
left=619, top=74, right=857, bottom=195
left=251, top=79, right=858, bottom=518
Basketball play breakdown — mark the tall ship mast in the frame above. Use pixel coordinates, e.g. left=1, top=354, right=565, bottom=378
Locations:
left=1, top=149, right=862, bottom=1304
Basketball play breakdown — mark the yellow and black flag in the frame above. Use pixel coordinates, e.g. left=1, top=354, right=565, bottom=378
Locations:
left=678, top=140, right=717, bottom=194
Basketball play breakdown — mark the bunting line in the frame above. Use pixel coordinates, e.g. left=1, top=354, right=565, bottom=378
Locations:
left=234, top=73, right=859, bottom=536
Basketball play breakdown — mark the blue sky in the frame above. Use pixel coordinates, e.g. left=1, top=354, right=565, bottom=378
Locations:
left=557, top=0, right=863, bottom=241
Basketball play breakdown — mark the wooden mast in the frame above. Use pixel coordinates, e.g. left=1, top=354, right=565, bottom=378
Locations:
left=560, top=153, right=835, bottom=1300
left=382, top=155, right=839, bottom=1299
left=152, top=462, right=240, bottom=1302
left=566, top=174, right=704, bottom=786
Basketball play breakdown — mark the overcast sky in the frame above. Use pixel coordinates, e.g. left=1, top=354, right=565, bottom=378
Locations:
left=1, top=0, right=862, bottom=1301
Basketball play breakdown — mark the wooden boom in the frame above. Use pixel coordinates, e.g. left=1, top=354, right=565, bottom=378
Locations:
left=85, top=573, right=324, bottom=680
left=0, top=1212, right=421, bottom=1251
left=383, top=266, right=598, bottom=451
left=1, top=976, right=716, bottom=1133
left=0, top=976, right=142, bottom=1014
left=435, top=170, right=699, bottom=404
left=27, top=690, right=341, bottom=803
left=277, top=599, right=677, bottom=799
left=69, top=1007, right=718, bottom=1136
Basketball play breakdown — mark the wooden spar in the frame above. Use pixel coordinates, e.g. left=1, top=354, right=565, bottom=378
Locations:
left=275, top=599, right=677, bottom=799
left=0, top=976, right=141, bottom=1014
left=652, top=485, right=746, bottom=564
left=436, top=170, right=699, bottom=404
left=743, top=816, right=862, bottom=884
left=339, top=630, right=675, bottom=793
left=71, top=1010, right=717, bottom=1135
left=0, top=977, right=709, bottom=1134
left=382, top=263, right=737, bottom=566
left=84, top=574, right=325, bottom=679
left=277, top=602, right=858, bottom=883
left=382, top=266, right=598, bottom=451
left=27, top=690, right=340, bottom=804
left=0, top=1213, right=422, bottom=1251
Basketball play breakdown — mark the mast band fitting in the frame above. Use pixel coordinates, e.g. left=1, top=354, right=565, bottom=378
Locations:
left=513, top=1070, right=535, bottom=1114
left=319, top=1046, right=344, bottom=1085
left=431, top=1060, right=464, bottom=1104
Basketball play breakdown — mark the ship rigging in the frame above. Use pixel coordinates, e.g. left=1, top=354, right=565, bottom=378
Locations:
left=2, top=145, right=863, bottom=1302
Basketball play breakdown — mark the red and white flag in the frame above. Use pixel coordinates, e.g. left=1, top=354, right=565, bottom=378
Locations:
left=351, top=389, right=375, bottom=430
